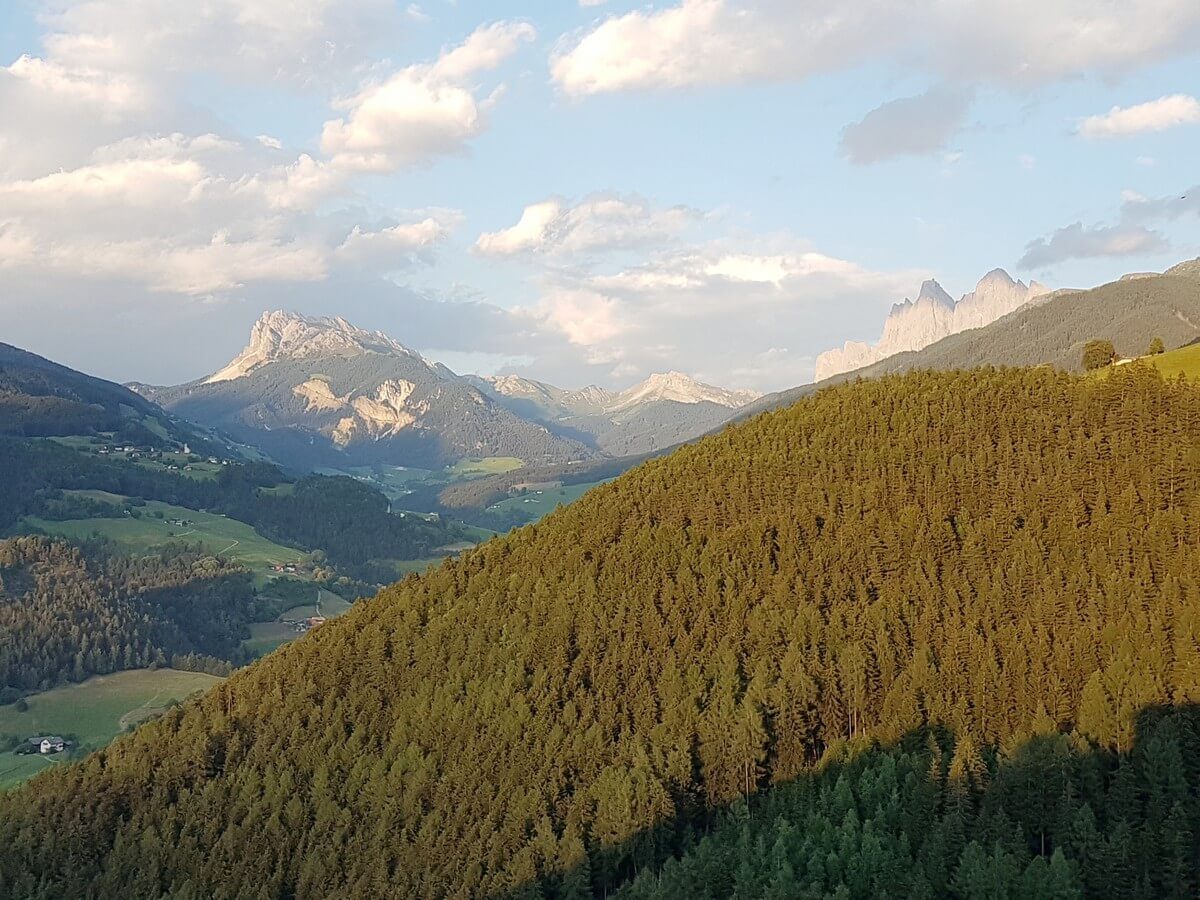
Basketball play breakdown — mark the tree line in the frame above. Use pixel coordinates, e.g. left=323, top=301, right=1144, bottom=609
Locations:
left=0, top=537, right=252, bottom=697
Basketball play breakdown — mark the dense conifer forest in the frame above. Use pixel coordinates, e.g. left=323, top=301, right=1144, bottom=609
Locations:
left=6, top=366, right=1200, bottom=897
left=0, top=537, right=253, bottom=695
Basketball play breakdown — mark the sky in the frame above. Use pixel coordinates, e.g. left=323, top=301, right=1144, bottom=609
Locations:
left=1, top=0, right=1198, bottom=392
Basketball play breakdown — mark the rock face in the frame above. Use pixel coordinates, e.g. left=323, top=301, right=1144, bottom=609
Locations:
left=606, top=371, right=760, bottom=412
left=205, top=311, right=421, bottom=384
left=814, top=270, right=1049, bottom=382
left=138, top=312, right=593, bottom=470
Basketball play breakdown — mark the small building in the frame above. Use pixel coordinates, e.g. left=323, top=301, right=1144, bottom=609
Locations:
left=308, top=616, right=327, bottom=628
left=36, top=736, right=66, bottom=754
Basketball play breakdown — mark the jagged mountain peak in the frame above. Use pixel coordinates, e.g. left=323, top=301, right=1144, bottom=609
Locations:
left=608, top=371, right=760, bottom=413
left=917, top=279, right=954, bottom=307
left=204, top=310, right=425, bottom=384
left=815, top=268, right=1052, bottom=382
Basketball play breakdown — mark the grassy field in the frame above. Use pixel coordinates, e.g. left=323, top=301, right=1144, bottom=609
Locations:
left=243, top=590, right=357, bottom=657
left=1144, top=343, right=1200, bottom=379
left=25, top=499, right=303, bottom=573
left=446, top=457, right=524, bottom=478
left=0, top=669, right=222, bottom=789
left=487, top=480, right=612, bottom=522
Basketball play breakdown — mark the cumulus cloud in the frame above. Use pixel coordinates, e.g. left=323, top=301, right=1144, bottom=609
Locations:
left=511, top=236, right=921, bottom=388
left=1121, top=185, right=1200, bottom=222
left=335, top=215, right=458, bottom=268
left=552, top=0, right=1200, bottom=95
left=321, top=21, right=536, bottom=172
left=38, top=0, right=399, bottom=85
left=839, top=88, right=973, bottom=165
left=1018, top=222, right=1169, bottom=269
left=1078, top=94, right=1200, bottom=138
left=475, top=195, right=700, bottom=257
left=0, top=133, right=453, bottom=296
left=4, top=54, right=150, bottom=115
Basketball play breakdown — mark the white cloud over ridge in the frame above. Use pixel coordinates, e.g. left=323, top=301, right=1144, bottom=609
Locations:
left=552, top=0, right=1200, bottom=95
left=1018, top=222, right=1169, bottom=270
left=475, top=195, right=700, bottom=257
left=0, top=133, right=456, bottom=295
left=506, top=227, right=922, bottom=387
left=1078, top=94, right=1200, bottom=138
left=321, top=22, right=536, bottom=172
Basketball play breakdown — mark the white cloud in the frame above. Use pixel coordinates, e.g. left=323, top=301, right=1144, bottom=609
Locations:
left=321, top=21, right=535, bottom=172
left=527, top=289, right=627, bottom=347
left=1018, top=222, right=1169, bottom=269
left=515, top=234, right=922, bottom=387
left=1121, top=184, right=1200, bottom=222
left=552, top=0, right=1200, bottom=95
left=335, top=216, right=456, bottom=266
left=5, top=54, right=150, bottom=116
left=839, top=88, right=973, bottom=165
left=475, top=194, right=700, bottom=257
left=39, top=0, right=399, bottom=84
left=1078, top=94, right=1200, bottom=138
left=0, top=133, right=446, bottom=296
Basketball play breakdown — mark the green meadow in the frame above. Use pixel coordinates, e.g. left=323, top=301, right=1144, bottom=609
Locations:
left=486, top=479, right=612, bottom=521
left=25, top=499, right=303, bottom=573
left=0, top=669, right=222, bottom=789
left=1145, top=342, right=1200, bottom=379
left=243, top=589, right=357, bottom=658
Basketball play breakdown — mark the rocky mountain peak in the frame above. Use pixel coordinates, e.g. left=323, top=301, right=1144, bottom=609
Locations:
left=814, top=268, right=1052, bottom=382
left=204, top=310, right=423, bottom=384
left=607, top=371, right=760, bottom=412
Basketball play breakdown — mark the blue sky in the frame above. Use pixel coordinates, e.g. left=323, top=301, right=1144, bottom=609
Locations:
left=1, top=0, right=1198, bottom=390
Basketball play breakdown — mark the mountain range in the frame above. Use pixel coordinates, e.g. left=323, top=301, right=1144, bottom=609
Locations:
left=470, top=370, right=759, bottom=457
left=133, top=311, right=761, bottom=469
left=814, top=268, right=1049, bottom=381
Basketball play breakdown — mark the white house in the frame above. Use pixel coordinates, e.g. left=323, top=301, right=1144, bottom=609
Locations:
left=38, top=736, right=65, bottom=754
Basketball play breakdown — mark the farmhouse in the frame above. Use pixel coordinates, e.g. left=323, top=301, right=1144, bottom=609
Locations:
left=29, top=736, right=66, bottom=754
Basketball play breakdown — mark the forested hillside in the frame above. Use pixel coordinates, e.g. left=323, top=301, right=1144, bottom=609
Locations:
left=6, top=366, right=1200, bottom=897
left=0, top=439, right=459, bottom=579
left=0, top=537, right=252, bottom=694
left=0, top=342, right=218, bottom=455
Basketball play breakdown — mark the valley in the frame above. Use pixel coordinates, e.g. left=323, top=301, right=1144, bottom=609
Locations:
left=2, top=261, right=1200, bottom=884
left=7, top=2, right=1198, bottom=892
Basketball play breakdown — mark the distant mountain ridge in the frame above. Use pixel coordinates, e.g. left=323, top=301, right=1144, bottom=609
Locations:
left=203, top=311, right=433, bottom=384
left=136, top=312, right=761, bottom=469
left=134, top=312, right=593, bottom=470
left=0, top=342, right=215, bottom=452
left=742, top=264, right=1200, bottom=420
left=470, top=370, right=760, bottom=457
left=815, top=269, right=1049, bottom=381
